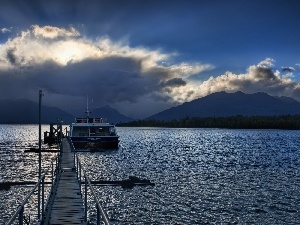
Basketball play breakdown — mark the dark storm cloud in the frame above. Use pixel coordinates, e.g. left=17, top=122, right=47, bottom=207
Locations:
left=47, top=57, right=157, bottom=103
left=0, top=57, right=191, bottom=119
left=15, top=57, right=157, bottom=103
left=0, top=54, right=190, bottom=111
left=160, top=78, right=187, bottom=88
left=252, top=67, right=277, bottom=80
left=6, top=48, right=17, bottom=65
left=282, top=67, right=295, bottom=72
left=0, top=25, right=209, bottom=118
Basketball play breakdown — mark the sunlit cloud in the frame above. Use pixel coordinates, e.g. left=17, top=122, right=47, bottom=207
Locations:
left=1, top=25, right=300, bottom=118
left=1, top=27, right=12, bottom=33
left=156, top=58, right=300, bottom=104
left=32, top=25, right=80, bottom=39
left=257, top=57, right=275, bottom=68
left=188, top=58, right=300, bottom=102
left=0, top=25, right=211, bottom=118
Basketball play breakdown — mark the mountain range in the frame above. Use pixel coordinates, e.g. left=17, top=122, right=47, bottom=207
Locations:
left=147, top=91, right=300, bottom=121
left=0, top=99, right=74, bottom=124
left=0, top=99, right=133, bottom=124
left=1, top=91, right=300, bottom=124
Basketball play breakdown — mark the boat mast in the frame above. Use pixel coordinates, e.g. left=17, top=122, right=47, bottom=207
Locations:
left=85, top=94, right=91, bottom=119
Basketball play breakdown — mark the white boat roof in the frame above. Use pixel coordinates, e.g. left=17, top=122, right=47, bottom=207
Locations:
left=71, top=123, right=114, bottom=127
left=71, top=117, right=115, bottom=127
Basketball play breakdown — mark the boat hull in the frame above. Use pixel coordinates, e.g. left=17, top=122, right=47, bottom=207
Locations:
left=70, top=136, right=119, bottom=149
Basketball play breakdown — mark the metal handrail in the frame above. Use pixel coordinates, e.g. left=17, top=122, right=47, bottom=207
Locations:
left=6, top=137, right=111, bottom=225
left=5, top=180, right=41, bottom=225
left=83, top=167, right=110, bottom=225
left=5, top=156, right=59, bottom=225
left=71, top=142, right=110, bottom=225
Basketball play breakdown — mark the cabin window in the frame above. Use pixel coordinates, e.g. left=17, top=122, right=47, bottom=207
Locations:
left=109, top=127, right=116, bottom=135
left=89, top=127, right=96, bottom=136
left=72, top=127, right=88, bottom=136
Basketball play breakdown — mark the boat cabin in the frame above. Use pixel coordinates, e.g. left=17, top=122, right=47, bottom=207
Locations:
left=75, top=117, right=108, bottom=123
left=70, top=117, right=117, bottom=137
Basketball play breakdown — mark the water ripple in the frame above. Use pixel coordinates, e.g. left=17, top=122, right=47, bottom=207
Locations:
left=77, top=128, right=300, bottom=224
left=1, top=126, right=300, bottom=224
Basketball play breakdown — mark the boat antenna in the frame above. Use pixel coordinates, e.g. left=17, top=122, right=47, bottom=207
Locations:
left=85, top=94, right=91, bottom=118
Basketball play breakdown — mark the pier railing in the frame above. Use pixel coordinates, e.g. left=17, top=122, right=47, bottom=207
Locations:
left=6, top=138, right=110, bottom=225
left=5, top=155, right=60, bottom=225
left=69, top=138, right=110, bottom=225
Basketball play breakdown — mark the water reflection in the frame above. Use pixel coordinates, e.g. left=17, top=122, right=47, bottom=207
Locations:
left=77, top=128, right=300, bottom=224
left=1, top=126, right=300, bottom=224
left=0, top=125, right=56, bottom=223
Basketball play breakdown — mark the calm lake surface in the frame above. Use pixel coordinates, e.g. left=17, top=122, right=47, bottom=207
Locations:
left=0, top=125, right=299, bottom=224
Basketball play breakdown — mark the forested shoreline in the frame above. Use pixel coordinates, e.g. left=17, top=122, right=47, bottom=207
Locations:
left=117, top=115, right=300, bottom=129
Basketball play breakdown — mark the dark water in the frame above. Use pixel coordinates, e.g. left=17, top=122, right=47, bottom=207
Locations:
left=0, top=125, right=56, bottom=224
left=1, top=125, right=300, bottom=224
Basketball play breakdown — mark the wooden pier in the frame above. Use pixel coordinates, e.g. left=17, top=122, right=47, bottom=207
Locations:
left=5, top=134, right=153, bottom=224
left=44, top=138, right=86, bottom=224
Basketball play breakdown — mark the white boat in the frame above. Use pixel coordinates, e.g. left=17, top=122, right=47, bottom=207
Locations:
left=69, top=102, right=119, bottom=149
left=69, top=117, right=119, bottom=149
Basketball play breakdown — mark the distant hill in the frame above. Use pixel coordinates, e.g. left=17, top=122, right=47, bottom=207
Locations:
left=0, top=99, right=134, bottom=124
left=147, top=91, right=300, bottom=121
left=0, top=99, right=74, bottom=124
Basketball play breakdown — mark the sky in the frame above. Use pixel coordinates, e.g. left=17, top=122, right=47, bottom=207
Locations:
left=1, top=0, right=300, bottom=119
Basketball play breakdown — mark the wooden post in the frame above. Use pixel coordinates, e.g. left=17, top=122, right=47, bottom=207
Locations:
left=38, top=90, right=43, bottom=218
left=18, top=206, right=24, bottom=225
left=85, top=176, right=88, bottom=221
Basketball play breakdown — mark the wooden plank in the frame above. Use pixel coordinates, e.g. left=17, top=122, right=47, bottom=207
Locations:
left=47, top=138, right=86, bottom=225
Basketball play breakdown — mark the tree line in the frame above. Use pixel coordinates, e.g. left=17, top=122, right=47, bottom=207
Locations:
left=117, top=115, right=300, bottom=129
